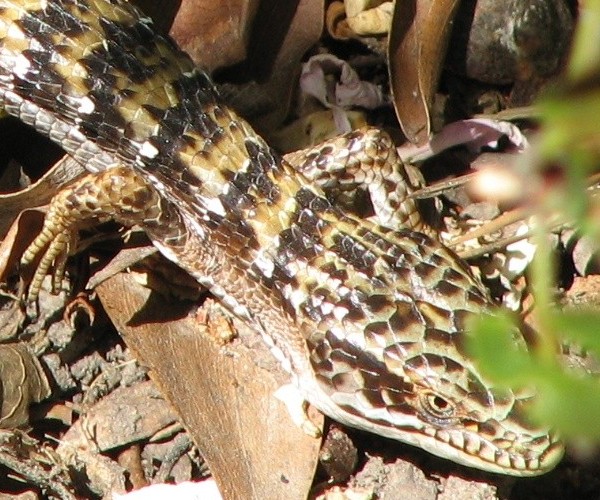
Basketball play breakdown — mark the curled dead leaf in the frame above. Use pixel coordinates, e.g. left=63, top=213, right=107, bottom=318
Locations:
left=388, top=0, right=460, bottom=145
left=345, top=0, right=393, bottom=36
left=326, top=1, right=355, bottom=40
left=0, top=343, right=51, bottom=429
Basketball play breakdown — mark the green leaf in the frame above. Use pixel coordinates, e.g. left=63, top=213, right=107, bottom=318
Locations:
left=549, top=310, right=600, bottom=355
left=534, top=370, right=600, bottom=440
left=466, top=313, right=533, bottom=386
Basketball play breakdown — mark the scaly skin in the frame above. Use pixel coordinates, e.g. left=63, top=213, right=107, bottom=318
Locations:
left=0, top=0, right=563, bottom=474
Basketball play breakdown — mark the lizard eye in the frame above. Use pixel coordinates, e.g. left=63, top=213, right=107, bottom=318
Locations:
left=420, top=392, right=456, bottom=421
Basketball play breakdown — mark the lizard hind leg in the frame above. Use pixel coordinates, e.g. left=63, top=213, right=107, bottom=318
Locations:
left=20, top=166, right=171, bottom=302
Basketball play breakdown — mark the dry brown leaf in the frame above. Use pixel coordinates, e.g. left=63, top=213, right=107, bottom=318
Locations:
left=388, top=0, right=460, bottom=145
left=96, top=273, right=322, bottom=499
left=325, top=1, right=355, bottom=40
left=168, top=0, right=261, bottom=71
left=224, top=0, right=324, bottom=132
left=0, top=157, right=85, bottom=238
left=136, top=0, right=323, bottom=130
left=0, top=209, right=45, bottom=285
left=0, top=343, right=51, bottom=429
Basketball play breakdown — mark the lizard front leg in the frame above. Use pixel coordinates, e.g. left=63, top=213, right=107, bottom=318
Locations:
left=284, top=127, right=436, bottom=233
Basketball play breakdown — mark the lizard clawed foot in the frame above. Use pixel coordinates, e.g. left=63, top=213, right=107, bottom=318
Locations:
left=20, top=210, right=79, bottom=303
left=274, top=383, right=322, bottom=438
left=19, top=169, right=124, bottom=304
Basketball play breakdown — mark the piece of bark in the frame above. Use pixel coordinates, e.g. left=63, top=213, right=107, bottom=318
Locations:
left=96, top=272, right=322, bottom=499
left=58, top=381, right=178, bottom=453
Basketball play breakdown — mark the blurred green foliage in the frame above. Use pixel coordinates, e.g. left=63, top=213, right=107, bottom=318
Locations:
left=467, top=0, right=600, bottom=444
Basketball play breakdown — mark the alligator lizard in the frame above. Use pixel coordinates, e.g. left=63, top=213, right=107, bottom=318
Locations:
left=0, top=0, right=564, bottom=475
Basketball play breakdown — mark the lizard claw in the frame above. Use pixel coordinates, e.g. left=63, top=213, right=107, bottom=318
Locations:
left=274, top=383, right=322, bottom=438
